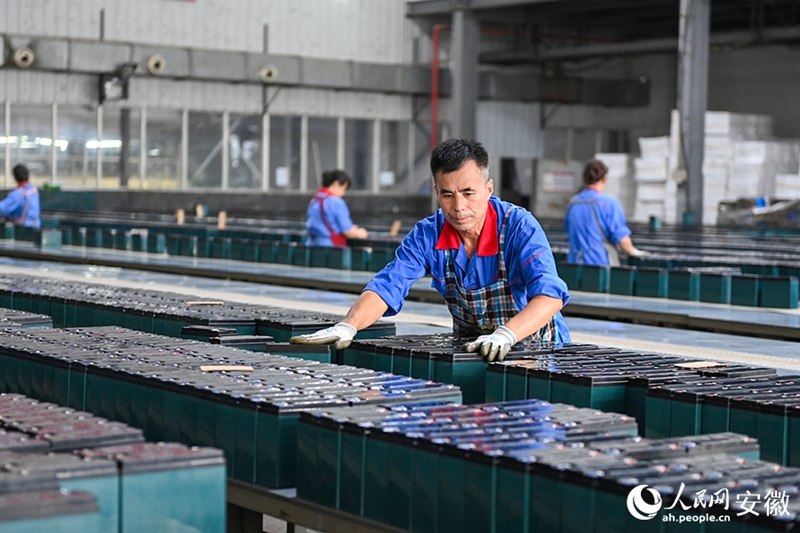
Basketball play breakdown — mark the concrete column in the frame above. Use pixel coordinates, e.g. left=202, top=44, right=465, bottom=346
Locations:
left=676, top=0, right=710, bottom=225
left=450, top=8, right=480, bottom=140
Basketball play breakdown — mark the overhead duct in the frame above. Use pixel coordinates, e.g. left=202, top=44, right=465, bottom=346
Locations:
left=11, top=46, right=34, bottom=68
left=146, top=54, right=166, bottom=75
left=259, top=64, right=278, bottom=82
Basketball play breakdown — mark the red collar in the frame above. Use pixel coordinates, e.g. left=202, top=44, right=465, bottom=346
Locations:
left=316, top=187, right=334, bottom=196
left=15, top=182, right=28, bottom=190
left=435, top=201, right=498, bottom=256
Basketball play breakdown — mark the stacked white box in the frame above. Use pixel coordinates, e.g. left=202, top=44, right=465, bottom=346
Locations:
left=775, top=174, right=800, bottom=198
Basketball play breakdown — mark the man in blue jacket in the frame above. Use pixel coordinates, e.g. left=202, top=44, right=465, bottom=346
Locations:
left=291, top=138, right=570, bottom=362
left=0, top=165, right=40, bottom=228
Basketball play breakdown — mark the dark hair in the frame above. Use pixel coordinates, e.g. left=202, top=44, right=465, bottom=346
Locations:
left=582, top=159, right=608, bottom=185
left=430, top=138, right=489, bottom=182
left=321, top=170, right=351, bottom=189
left=12, top=164, right=29, bottom=184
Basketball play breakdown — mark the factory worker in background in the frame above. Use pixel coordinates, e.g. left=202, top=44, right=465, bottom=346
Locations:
left=565, top=159, right=649, bottom=266
left=305, top=169, right=368, bottom=247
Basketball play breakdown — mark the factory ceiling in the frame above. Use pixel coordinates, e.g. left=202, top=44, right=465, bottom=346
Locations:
left=407, top=0, right=800, bottom=65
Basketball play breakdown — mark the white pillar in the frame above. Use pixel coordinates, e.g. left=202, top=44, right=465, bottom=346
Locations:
left=300, top=115, right=309, bottom=192
left=96, top=104, right=103, bottom=188
left=337, top=117, right=345, bottom=169
left=181, top=109, right=188, bottom=190
left=140, top=107, right=147, bottom=189
left=222, top=110, right=230, bottom=190
left=51, top=102, right=58, bottom=184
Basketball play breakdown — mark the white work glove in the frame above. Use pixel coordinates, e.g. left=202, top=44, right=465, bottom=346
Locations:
left=462, top=325, right=517, bottom=362
left=289, top=322, right=357, bottom=350
left=630, top=248, right=652, bottom=258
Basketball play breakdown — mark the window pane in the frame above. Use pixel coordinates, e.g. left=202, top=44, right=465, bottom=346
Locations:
left=308, top=118, right=338, bottom=190
left=229, top=114, right=262, bottom=189
left=379, top=120, right=411, bottom=193
left=56, top=105, right=97, bottom=188
left=98, top=106, right=124, bottom=189
left=145, top=109, right=182, bottom=190
left=188, top=112, right=222, bottom=188
left=269, top=115, right=301, bottom=190
left=344, top=119, right=373, bottom=191
left=10, top=104, right=52, bottom=187
left=412, top=119, right=434, bottom=194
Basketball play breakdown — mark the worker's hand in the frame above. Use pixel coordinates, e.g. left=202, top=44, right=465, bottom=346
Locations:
left=462, top=325, right=517, bottom=362
left=289, top=322, right=357, bottom=350
left=630, top=248, right=652, bottom=258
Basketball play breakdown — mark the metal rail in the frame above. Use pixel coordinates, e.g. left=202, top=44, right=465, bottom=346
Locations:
left=227, top=479, right=409, bottom=533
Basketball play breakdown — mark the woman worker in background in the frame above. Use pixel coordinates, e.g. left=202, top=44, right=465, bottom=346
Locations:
left=305, top=170, right=368, bottom=247
left=565, top=159, right=649, bottom=266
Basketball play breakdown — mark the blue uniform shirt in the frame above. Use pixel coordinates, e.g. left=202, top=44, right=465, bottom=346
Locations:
left=565, top=188, right=631, bottom=266
left=306, top=188, right=355, bottom=247
left=0, top=182, right=40, bottom=228
left=365, top=196, right=571, bottom=343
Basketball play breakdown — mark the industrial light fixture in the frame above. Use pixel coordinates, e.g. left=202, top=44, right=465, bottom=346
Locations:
left=99, top=61, right=138, bottom=104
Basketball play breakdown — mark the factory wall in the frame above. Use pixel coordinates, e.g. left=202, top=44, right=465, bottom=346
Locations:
left=0, top=0, right=426, bottom=65
left=709, top=44, right=800, bottom=139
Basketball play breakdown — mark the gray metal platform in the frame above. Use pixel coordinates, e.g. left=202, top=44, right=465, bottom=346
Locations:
left=2, top=252, right=800, bottom=374
left=1, top=241, right=799, bottom=342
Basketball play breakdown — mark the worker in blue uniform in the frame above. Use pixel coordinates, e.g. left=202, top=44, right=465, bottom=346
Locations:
left=565, top=159, right=648, bottom=266
left=0, top=164, right=40, bottom=228
left=305, top=170, right=368, bottom=247
left=291, top=138, right=570, bottom=362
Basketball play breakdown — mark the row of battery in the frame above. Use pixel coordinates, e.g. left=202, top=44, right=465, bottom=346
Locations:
left=0, top=274, right=396, bottom=341
left=481, top=344, right=800, bottom=467
left=0, top=325, right=461, bottom=488
left=296, top=399, right=800, bottom=533
left=344, top=335, right=800, bottom=467
left=0, top=392, right=226, bottom=533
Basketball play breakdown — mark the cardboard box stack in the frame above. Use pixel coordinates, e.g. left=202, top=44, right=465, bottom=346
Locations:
left=625, top=110, right=800, bottom=225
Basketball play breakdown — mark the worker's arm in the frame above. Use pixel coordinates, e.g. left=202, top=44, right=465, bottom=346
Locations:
left=0, top=190, right=23, bottom=219
left=463, top=295, right=563, bottom=361
left=501, top=295, right=564, bottom=341
left=289, top=290, right=388, bottom=349
left=617, top=236, right=650, bottom=257
left=341, top=225, right=368, bottom=239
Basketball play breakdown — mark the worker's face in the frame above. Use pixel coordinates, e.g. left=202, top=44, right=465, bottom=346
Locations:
left=435, top=160, right=493, bottom=236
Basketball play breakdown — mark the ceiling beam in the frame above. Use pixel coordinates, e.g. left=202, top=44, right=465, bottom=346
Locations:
left=407, top=0, right=565, bottom=17
left=480, top=25, right=800, bottom=63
